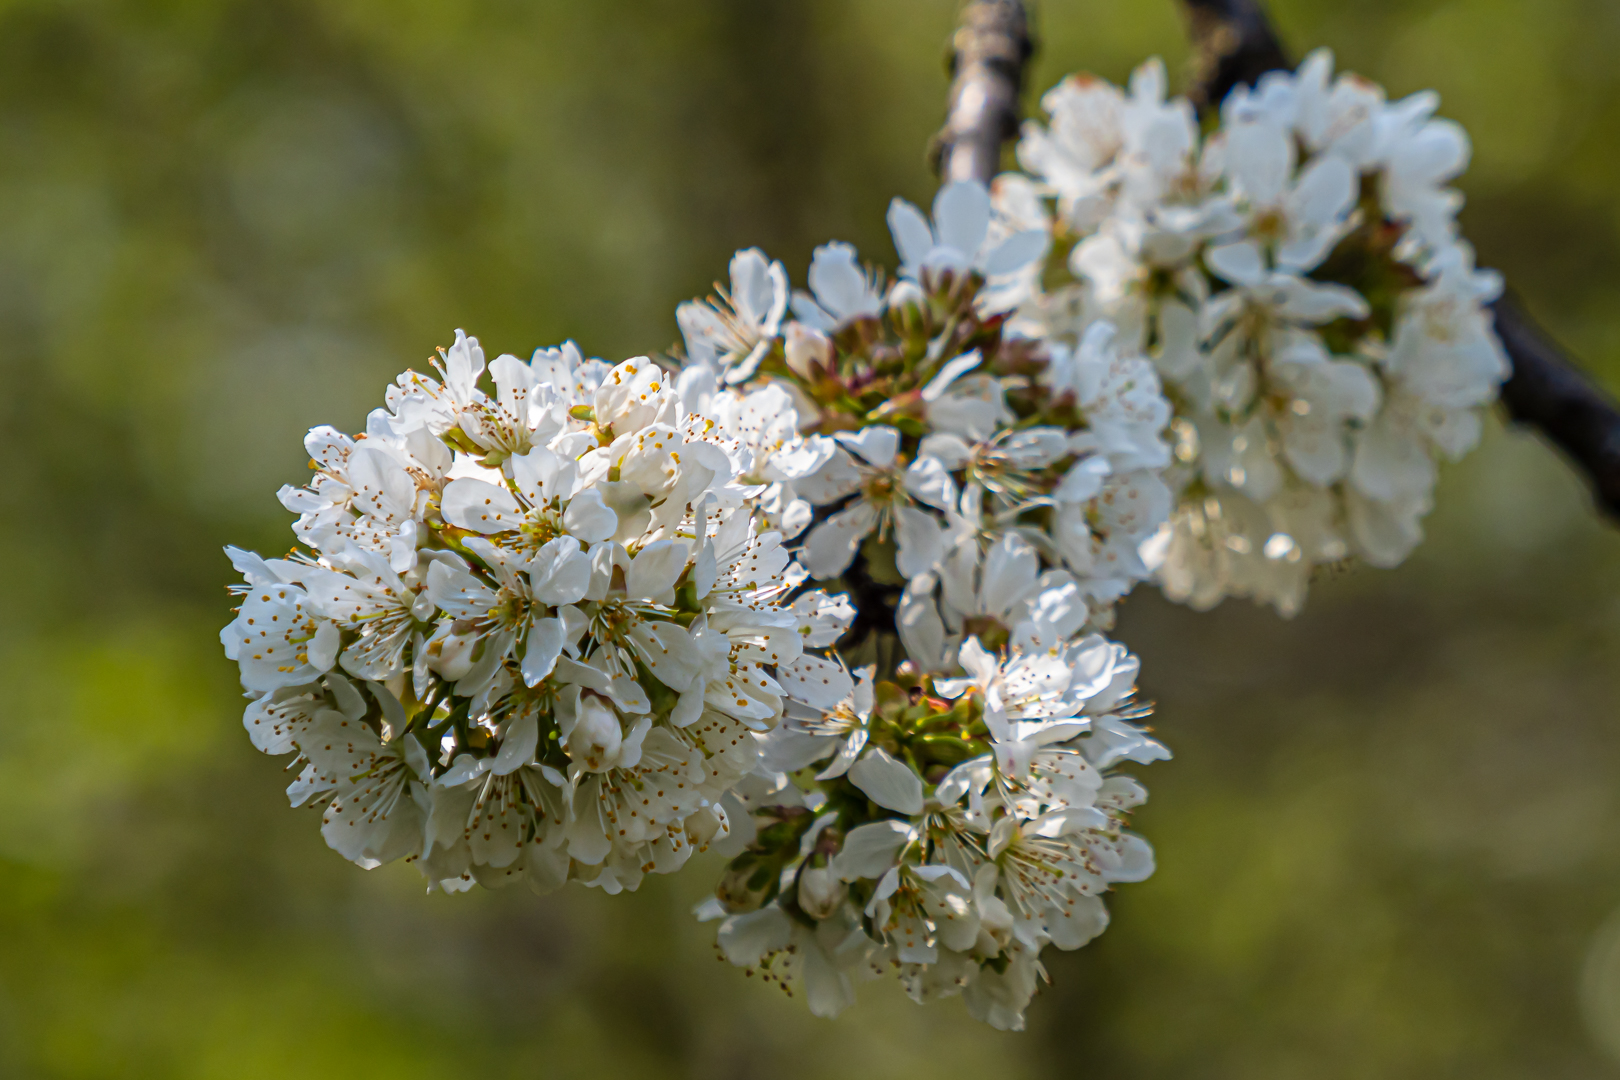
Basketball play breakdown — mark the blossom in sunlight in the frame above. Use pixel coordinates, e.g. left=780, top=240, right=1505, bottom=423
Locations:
left=888, top=179, right=1050, bottom=311
left=224, top=334, right=856, bottom=895
left=791, top=242, right=886, bottom=332
left=663, top=176, right=1169, bottom=1032
left=703, top=632, right=1163, bottom=1031
left=233, top=173, right=1180, bottom=1035
left=678, top=248, right=790, bottom=386
left=797, top=425, right=955, bottom=581
left=1015, top=50, right=1508, bottom=616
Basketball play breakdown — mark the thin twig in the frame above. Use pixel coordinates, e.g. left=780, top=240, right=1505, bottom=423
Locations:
left=931, top=0, right=1033, bottom=184
left=835, top=2, right=1039, bottom=665
left=1172, top=0, right=1620, bottom=522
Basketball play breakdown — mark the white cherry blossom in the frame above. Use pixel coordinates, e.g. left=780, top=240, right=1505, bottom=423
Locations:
left=798, top=425, right=954, bottom=580
left=227, top=331, right=856, bottom=898
left=791, top=241, right=885, bottom=332
left=888, top=180, right=1049, bottom=308
left=678, top=248, right=790, bottom=385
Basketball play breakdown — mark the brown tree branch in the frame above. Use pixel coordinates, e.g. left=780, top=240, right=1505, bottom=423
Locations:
left=1172, top=0, right=1620, bottom=522
left=1492, top=297, right=1620, bottom=517
left=844, top=2, right=1038, bottom=663
left=931, top=0, right=1033, bottom=184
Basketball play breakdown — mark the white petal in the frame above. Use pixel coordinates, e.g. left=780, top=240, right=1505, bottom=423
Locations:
left=933, top=180, right=991, bottom=260
left=1287, top=152, right=1355, bottom=225
left=1227, top=118, right=1293, bottom=206
left=897, top=576, right=947, bottom=672
left=424, top=559, right=495, bottom=621
left=800, top=501, right=878, bottom=580
left=493, top=710, right=539, bottom=774
left=1204, top=241, right=1267, bottom=287
left=508, top=446, right=561, bottom=506
left=1345, top=488, right=1425, bottom=568
left=790, top=293, right=837, bottom=333
left=562, top=488, right=617, bottom=543
left=625, top=539, right=688, bottom=600
left=531, top=537, right=592, bottom=606
left=833, top=425, right=900, bottom=468
left=1046, top=893, right=1110, bottom=950
left=728, top=248, right=778, bottom=327
left=935, top=756, right=993, bottom=805
left=693, top=537, right=718, bottom=599
left=981, top=534, right=1039, bottom=613
left=920, top=351, right=982, bottom=403
left=324, top=673, right=368, bottom=721
left=903, top=456, right=957, bottom=512
left=309, top=620, right=341, bottom=672
left=522, top=618, right=565, bottom=687
left=888, top=198, right=935, bottom=270
left=777, top=654, right=854, bottom=710
left=848, top=747, right=924, bottom=815
left=1279, top=412, right=1347, bottom=486
left=809, top=241, right=880, bottom=321
left=832, top=819, right=916, bottom=880
left=441, top=478, right=524, bottom=533
left=893, top=506, right=946, bottom=578
left=671, top=685, right=706, bottom=727
left=1351, top=414, right=1436, bottom=501
left=957, top=637, right=998, bottom=682
left=983, top=228, right=1049, bottom=276
left=918, top=433, right=973, bottom=470
left=802, top=939, right=857, bottom=1019
left=1277, top=278, right=1370, bottom=323
left=1055, top=454, right=1112, bottom=503
left=677, top=302, right=722, bottom=366
left=717, top=905, right=792, bottom=967
left=815, top=729, right=869, bottom=780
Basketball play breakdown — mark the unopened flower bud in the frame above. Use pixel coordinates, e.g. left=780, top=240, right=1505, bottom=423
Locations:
left=886, top=279, right=928, bottom=338
left=685, top=802, right=729, bottom=848
left=424, top=626, right=478, bottom=682
left=594, top=355, right=665, bottom=431
left=784, top=322, right=833, bottom=380
left=796, top=864, right=844, bottom=920
left=716, top=853, right=774, bottom=914
left=569, top=693, right=623, bottom=771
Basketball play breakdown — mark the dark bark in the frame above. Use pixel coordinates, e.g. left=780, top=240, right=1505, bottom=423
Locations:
left=1493, top=297, right=1620, bottom=518
left=839, top=551, right=902, bottom=665
left=1176, top=0, right=1292, bottom=112
left=1172, top=0, right=1620, bottom=523
left=931, top=0, right=1033, bottom=185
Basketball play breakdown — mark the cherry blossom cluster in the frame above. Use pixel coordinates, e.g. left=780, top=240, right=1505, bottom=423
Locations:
left=700, top=633, right=1163, bottom=1029
left=673, top=181, right=1169, bottom=1029
left=222, top=335, right=858, bottom=895
left=1014, top=50, right=1509, bottom=614
left=216, top=26, right=1520, bottom=1038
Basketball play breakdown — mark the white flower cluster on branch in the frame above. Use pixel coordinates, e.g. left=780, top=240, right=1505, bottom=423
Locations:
left=224, top=336, right=857, bottom=894
left=672, top=180, right=1169, bottom=1030
left=221, top=41, right=1504, bottom=1035
left=223, top=174, right=1173, bottom=1032
left=1014, top=51, right=1508, bottom=614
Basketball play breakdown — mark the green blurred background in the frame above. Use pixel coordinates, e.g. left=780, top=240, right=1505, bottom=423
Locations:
left=3, top=0, right=1620, bottom=1075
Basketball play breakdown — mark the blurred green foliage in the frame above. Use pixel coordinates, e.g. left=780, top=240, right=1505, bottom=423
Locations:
left=2, top=0, right=1620, bottom=1075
